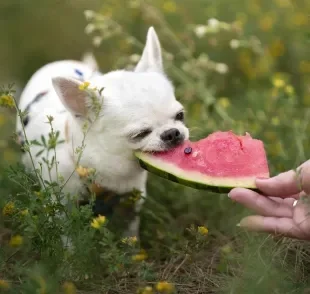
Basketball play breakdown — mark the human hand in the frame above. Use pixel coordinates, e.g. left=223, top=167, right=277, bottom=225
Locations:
left=229, top=160, right=310, bottom=240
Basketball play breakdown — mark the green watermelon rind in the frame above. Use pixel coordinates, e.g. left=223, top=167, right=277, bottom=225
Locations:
left=135, top=152, right=260, bottom=193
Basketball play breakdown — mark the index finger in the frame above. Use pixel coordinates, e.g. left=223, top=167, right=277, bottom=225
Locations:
left=256, top=170, right=301, bottom=198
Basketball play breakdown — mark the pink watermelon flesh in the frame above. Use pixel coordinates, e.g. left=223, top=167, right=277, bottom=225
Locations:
left=136, top=131, right=270, bottom=190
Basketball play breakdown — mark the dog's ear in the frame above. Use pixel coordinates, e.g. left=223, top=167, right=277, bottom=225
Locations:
left=52, top=77, right=89, bottom=117
left=135, top=27, right=163, bottom=73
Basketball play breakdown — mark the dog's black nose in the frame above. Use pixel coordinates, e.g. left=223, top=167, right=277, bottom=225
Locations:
left=160, top=128, right=184, bottom=146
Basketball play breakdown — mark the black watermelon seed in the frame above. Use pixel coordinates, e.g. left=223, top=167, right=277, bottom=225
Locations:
left=184, top=147, right=192, bottom=154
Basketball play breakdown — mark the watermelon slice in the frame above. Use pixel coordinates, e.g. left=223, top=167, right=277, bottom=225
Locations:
left=135, top=131, right=269, bottom=193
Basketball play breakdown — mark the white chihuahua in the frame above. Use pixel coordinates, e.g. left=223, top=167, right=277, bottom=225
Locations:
left=16, top=27, right=189, bottom=237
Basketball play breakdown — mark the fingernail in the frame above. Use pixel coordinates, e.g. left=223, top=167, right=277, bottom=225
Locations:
left=228, top=193, right=236, bottom=202
left=293, top=200, right=298, bottom=207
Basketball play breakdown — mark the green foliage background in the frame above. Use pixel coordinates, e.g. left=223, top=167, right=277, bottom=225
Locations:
left=0, top=0, right=310, bottom=293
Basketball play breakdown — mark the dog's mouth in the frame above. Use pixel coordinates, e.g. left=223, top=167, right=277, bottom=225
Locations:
left=140, top=137, right=185, bottom=154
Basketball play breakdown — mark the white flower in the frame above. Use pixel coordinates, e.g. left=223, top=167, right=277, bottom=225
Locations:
left=129, top=0, right=141, bottom=8
left=221, top=23, right=231, bottom=31
left=84, top=10, right=95, bottom=21
left=164, top=52, right=174, bottom=61
left=85, top=24, right=96, bottom=35
left=181, top=61, right=192, bottom=72
left=215, top=63, right=229, bottom=74
left=208, top=18, right=219, bottom=28
left=126, top=64, right=135, bottom=71
left=93, top=36, right=102, bottom=47
left=230, top=39, right=240, bottom=49
left=194, top=25, right=207, bottom=38
left=197, top=53, right=209, bottom=66
left=126, top=37, right=136, bottom=44
left=129, top=54, right=141, bottom=63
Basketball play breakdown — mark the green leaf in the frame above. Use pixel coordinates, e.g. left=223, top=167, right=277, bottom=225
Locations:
left=41, top=135, right=47, bottom=147
left=31, top=139, right=42, bottom=146
left=35, top=149, right=45, bottom=157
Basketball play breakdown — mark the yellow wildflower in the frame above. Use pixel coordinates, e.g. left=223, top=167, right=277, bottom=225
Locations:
left=156, top=281, right=175, bottom=293
left=259, top=15, right=274, bottom=31
left=198, top=226, right=209, bottom=235
left=132, top=249, right=148, bottom=262
left=36, top=276, right=46, bottom=294
left=285, top=85, right=294, bottom=95
left=76, top=166, right=90, bottom=178
left=292, top=12, right=308, bottom=26
left=0, top=114, right=6, bottom=127
left=272, top=78, right=285, bottom=88
left=90, top=215, right=106, bottom=229
left=78, top=81, right=90, bottom=91
left=236, top=12, right=248, bottom=25
left=2, top=201, right=15, bottom=216
left=269, top=141, right=283, bottom=157
left=248, top=3, right=260, bottom=15
left=62, top=281, right=76, bottom=294
left=299, top=61, right=310, bottom=74
left=0, top=279, right=10, bottom=290
left=269, top=39, right=285, bottom=57
left=20, top=209, right=29, bottom=216
left=76, top=166, right=95, bottom=178
left=34, top=191, right=43, bottom=199
left=273, top=0, right=291, bottom=8
left=221, top=244, right=232, bottom=254
left=122, top=236, right=138, bottom=246
left=238, top=51, right=256, bottom=79
left=9, top=235, right=23, bottom=247
left=127, top=188, right=142, bottom=203
left=217, top=97, right=230, bottom=108
left=162, top=1, right=177, bottom=13
left=138, top=286, right=154, bottom=294
left=271, top=116, right=280, bottom=126
left=0, top=94, right=15, bottom=108
left=303, top=94, right=310, bottom=106
left=264, top=131, right=277, bottom=141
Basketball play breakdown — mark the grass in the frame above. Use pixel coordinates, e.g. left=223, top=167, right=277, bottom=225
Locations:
left=1, top=0, right=310, bottom=293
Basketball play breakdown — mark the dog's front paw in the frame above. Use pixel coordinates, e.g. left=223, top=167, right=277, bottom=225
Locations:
left=61, top=234, right=74, bottom=252
left=123, top=216, right=140, bottom=240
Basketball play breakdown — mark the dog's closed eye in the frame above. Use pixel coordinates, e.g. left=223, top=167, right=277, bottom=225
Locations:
left=131, top=129, right=152, bottom=141
left=175, top=111, right=184, bottom=121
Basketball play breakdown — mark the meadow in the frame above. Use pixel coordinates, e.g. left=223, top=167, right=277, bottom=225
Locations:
left=0, top=0, right=310, bottom=293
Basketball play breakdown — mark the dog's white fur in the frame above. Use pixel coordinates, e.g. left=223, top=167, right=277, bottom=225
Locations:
left=16, top=27, right=189, bottom=237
